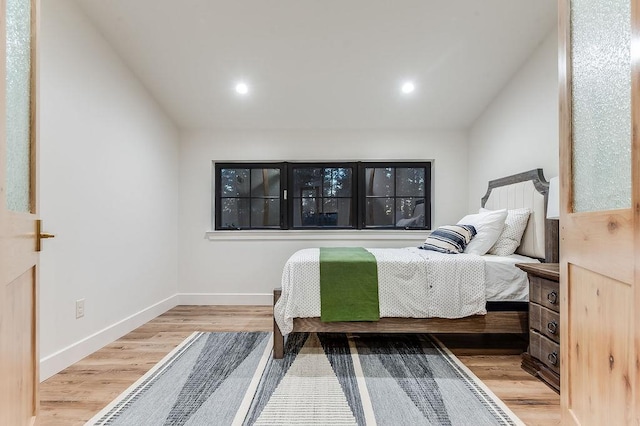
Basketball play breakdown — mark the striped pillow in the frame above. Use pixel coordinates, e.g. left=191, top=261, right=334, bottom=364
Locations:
left=419, top=225, right=477, bottom=254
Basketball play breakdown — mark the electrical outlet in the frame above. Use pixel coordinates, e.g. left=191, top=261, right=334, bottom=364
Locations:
left=76, top=299, right=85, bottom=319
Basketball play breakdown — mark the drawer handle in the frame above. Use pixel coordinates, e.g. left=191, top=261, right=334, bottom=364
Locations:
left=547, top=352, right=558, bottom=366
left=547, top=320, right=558, bottom=335
left=547, top=291, right=558, bottom=304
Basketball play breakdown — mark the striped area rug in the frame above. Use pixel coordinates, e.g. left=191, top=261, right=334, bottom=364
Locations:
left=87, top=332, right=524, bottom=426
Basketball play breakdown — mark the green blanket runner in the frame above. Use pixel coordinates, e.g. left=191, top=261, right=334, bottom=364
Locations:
left=320, top=247, right=380, bottom=322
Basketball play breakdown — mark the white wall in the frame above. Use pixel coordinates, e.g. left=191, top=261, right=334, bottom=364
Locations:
left=39, top=0, right=180, bottom=379
left=178, top=130, right=468, bottom=300
left=467, top=28, right=559, bottom=211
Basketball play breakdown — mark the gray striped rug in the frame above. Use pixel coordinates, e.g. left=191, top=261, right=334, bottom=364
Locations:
left=87, top=332, right=524, bottom=426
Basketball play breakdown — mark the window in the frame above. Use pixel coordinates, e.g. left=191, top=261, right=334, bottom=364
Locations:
left=290, top=163, right=356, bottom=228
left=361, top=163, right=430, bottom=229
left=215, top=164, right=285, bottom=229
left=214, top=162, right=431, bottom=230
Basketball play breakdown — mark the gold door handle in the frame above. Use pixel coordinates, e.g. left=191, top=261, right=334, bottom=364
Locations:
left=36, top=220, right=55, bottom=252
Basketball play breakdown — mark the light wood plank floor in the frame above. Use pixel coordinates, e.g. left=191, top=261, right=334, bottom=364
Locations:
left=36, top=306, right=560, bottom=425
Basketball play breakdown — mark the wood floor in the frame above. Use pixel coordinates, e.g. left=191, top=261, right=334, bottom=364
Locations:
left=36, top=306, right=560, bottom=425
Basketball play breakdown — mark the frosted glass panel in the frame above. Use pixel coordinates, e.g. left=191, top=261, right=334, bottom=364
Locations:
left=5, top=0, right=32, bottom=212
left=571, top=0, right=631, bottom=212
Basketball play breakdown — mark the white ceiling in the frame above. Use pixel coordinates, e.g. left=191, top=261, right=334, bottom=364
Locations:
left=74, top=0, right=556, bottom=130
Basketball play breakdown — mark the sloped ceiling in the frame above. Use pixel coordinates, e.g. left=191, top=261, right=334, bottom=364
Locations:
left=74, top=0, right=556, bottom=130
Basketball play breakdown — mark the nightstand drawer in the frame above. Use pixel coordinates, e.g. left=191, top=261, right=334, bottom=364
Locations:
left=530, top=331, right=560, bottom=374
left=529, top=276, right=560, bottom=313
left=530, top=304, right=560, bottom=343
left=517, top=263, right=560, bottom=392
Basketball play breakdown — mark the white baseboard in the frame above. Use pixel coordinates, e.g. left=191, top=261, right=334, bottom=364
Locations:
left=178, top=293, right=272, bottom=306
left=39, top=294, right=178, bottom=381
left=40, top=292, right=271, bottom=381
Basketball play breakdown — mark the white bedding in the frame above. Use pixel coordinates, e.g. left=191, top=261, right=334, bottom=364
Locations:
left=485, top=253, right=539, bottom=302
left=274, top=247, right=487, bottom=335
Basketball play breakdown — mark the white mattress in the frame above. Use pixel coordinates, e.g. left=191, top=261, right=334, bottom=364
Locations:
left=484, top=253, right=539, bottom=302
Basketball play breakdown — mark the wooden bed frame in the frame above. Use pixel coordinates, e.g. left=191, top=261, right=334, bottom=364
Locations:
left=272, top=169, right=559, bottom=359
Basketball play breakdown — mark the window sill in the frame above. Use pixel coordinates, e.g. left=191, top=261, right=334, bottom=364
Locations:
left=205, top=229, right=430, bottom=241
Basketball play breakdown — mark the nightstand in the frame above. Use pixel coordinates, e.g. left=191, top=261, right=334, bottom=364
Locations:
left=516, top=262, right=560, bottom=393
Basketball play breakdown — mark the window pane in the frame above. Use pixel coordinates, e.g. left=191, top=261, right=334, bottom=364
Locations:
left=396, top=168, right=425, bottom=196
left=220, top=198, right=250, bottom=229
left=293, top=168, right=322, bottom=197
left=6, top=0, right=32, bottom=212
left=220, top=168, right=250, bottom=197
left=395, top=198, right=425, bottom=228
left=323, top=198, right=352, bottom=226
left=300, top=188, right=318, bottom=198
left=323, top=168, right=352, bottom=197
left=293, top=197, right=319, bottom=227
left=571, top=0, right=631, bottom=211
left=365, top=197, right=394, bottom=226
left=365, top=168, right=394, bottom=196
left=251, top=168, right=280, bottom=197
left=251, top=198, right=280, bottom=227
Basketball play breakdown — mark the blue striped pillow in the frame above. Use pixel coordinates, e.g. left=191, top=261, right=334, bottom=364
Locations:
left=419, top=225, right=477, bottom=254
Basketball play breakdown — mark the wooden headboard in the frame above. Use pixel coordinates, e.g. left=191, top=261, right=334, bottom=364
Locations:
left=480, top=169, right=559, bottom=263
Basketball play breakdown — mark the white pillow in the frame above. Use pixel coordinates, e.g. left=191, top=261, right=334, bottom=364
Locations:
left=481, top=207, right=531, bottom=256
left=456, top=209, right=507, bottom=255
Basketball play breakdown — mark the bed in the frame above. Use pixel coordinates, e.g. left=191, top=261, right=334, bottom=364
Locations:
left=272, top=169, right=559, bottom=359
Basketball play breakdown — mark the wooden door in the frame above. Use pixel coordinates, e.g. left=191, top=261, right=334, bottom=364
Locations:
left=559, top=0, right=638, bottom=424
left=0, top=0, right=40, bottom=424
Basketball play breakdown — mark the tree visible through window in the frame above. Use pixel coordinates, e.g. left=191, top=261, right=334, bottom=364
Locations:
left=214, top=162, right=430, bottom=230
left=363, top=165, right=428, bottom=229
left=291, top=165, right=354, bottom=228
left=217, top=166, right=283, bottom=229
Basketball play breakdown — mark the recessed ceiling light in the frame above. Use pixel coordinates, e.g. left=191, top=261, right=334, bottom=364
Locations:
left=401, top=81, right=415, bottom=94
left=235, top=82, right=249, bottom=95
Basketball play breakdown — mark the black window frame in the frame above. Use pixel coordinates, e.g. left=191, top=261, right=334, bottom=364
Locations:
left=214, top=162, right=287, bottom=230
left=359, top=162, right=431, bottom=230
left=288, top=162, right=358, bottom=230
left=213, top=161, right=431, bottom=231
